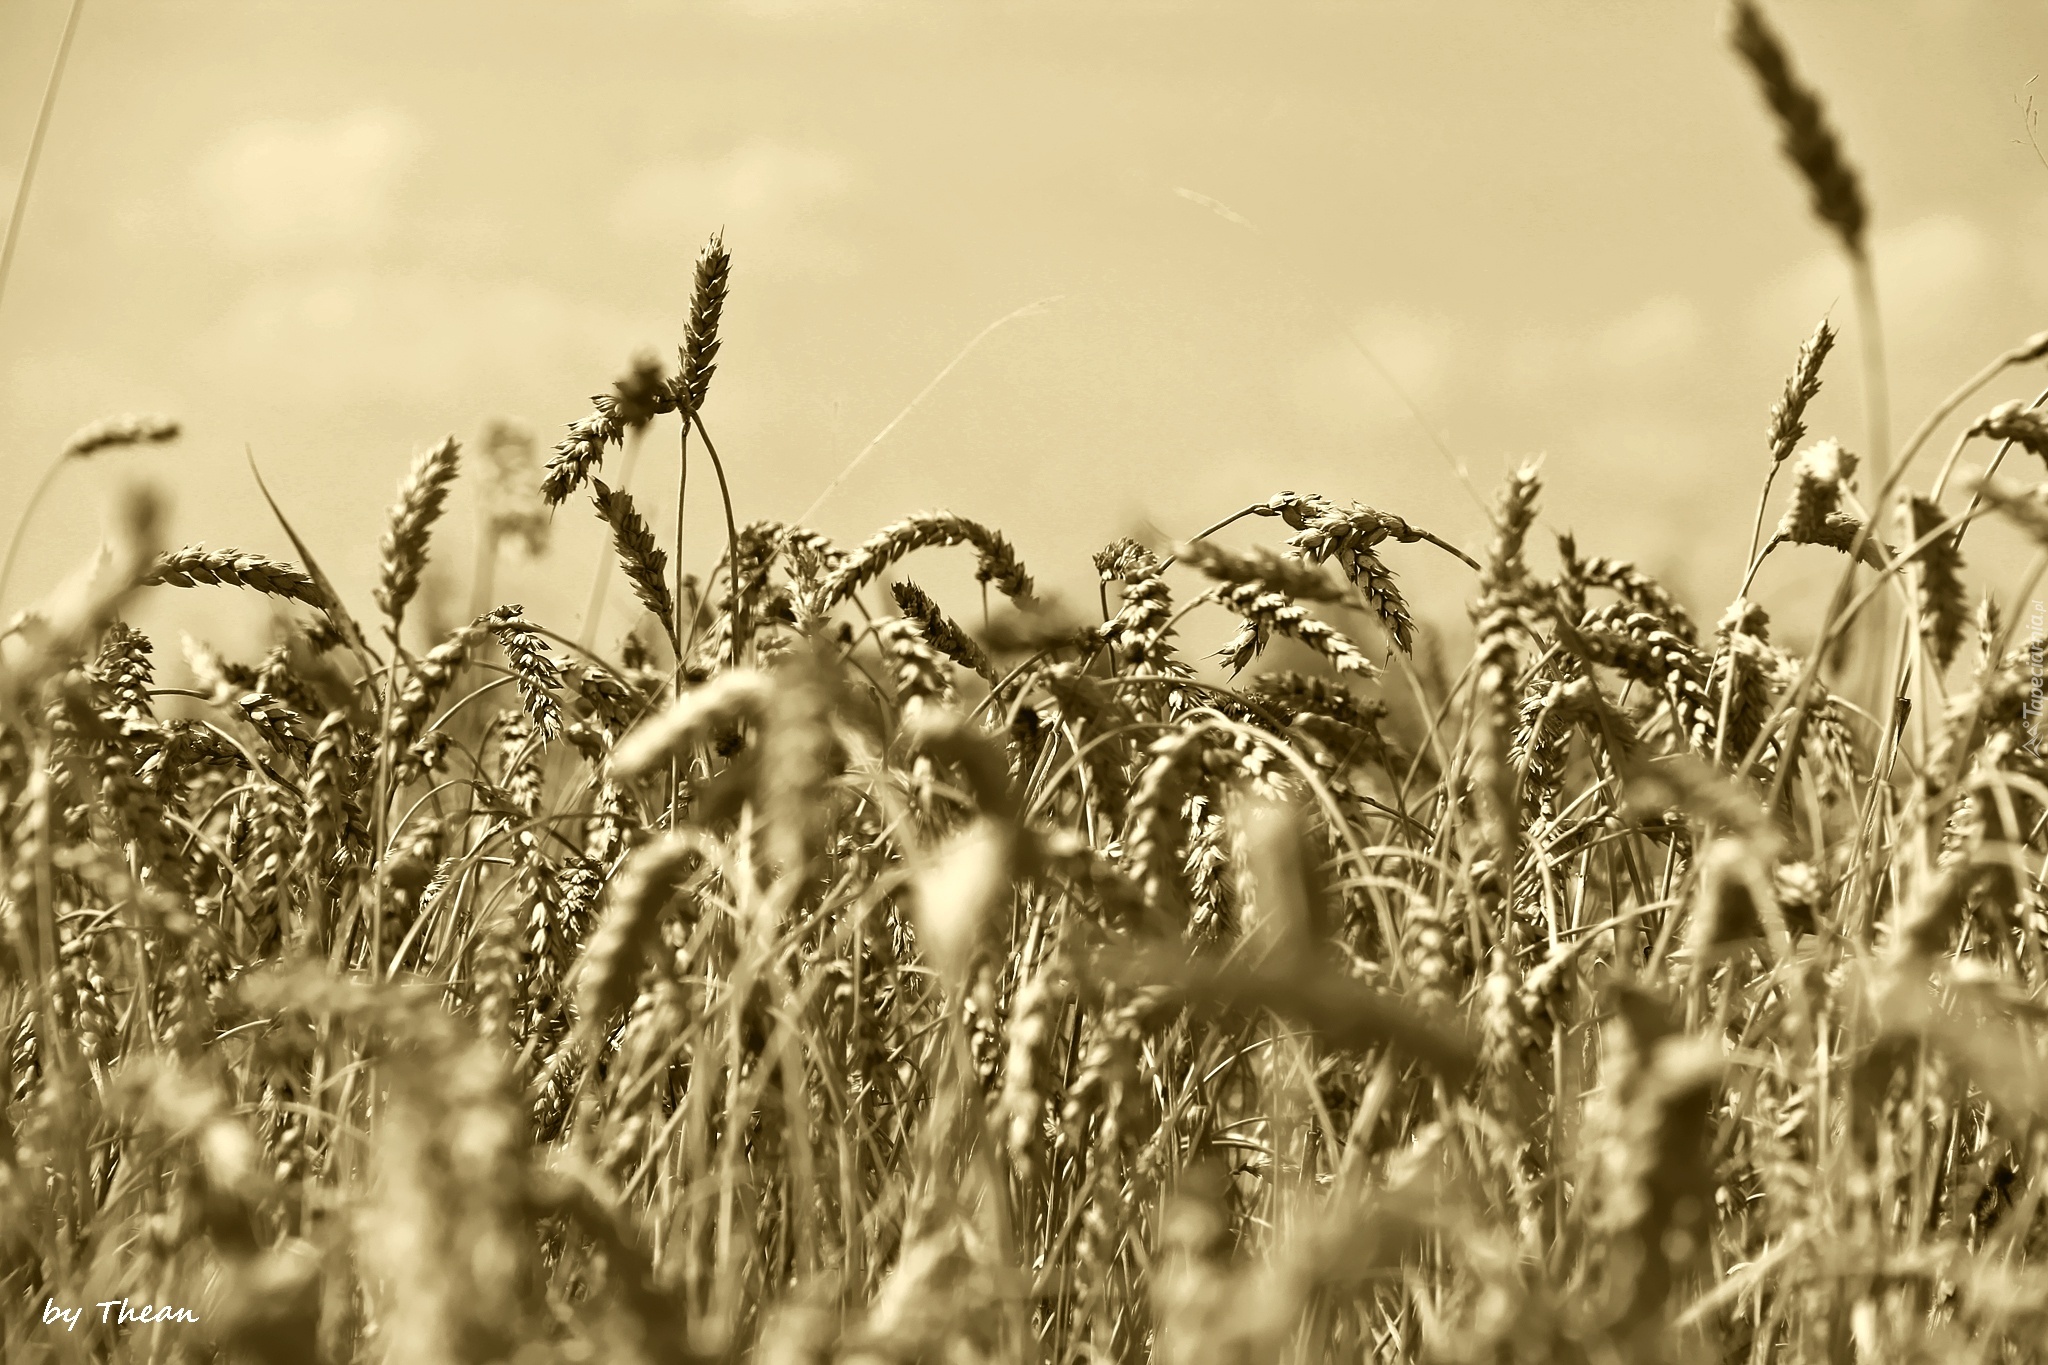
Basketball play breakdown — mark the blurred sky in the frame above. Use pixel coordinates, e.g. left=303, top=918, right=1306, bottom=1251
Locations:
left=4, top=0, right=2048, bottom=665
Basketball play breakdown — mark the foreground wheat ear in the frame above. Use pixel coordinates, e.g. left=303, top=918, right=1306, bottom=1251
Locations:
left=11, top=28, right=2048, bottom=1362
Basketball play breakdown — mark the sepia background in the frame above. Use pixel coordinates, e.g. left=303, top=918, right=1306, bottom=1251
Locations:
left=10, top=8, right=2048, bottom=1360
left=4, top=0, right=2047, bottom=658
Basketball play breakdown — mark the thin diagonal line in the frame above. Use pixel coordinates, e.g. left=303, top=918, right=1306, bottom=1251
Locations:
left=0, top=0, right=87, bottom=324
left=797, top=294, right=1063, bottom=526
left=1175, top=185, right=1487, bottom=513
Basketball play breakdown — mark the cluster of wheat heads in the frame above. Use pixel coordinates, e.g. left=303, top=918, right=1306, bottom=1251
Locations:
left=9, top=7, right=2048, bottom=1365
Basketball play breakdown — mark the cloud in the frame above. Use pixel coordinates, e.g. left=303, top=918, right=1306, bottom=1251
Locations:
left=1591, top=294, right=1703, bottom=374
left=1497, top=293, right=1703, bottom=403
left=2014, top=196, right=2048, bottom=305
left=1753, top=214, right=1997, bottom=348
left=197, top=109, right=418, bottom=253
left=610, top=139, right=852, bottom=269
left=1351, top=306, right=1456, bottom=401
left=197, top=269, right=672, bottom=405
left=3, top=350, right=175, bottom=444
left=1503, top=293, right=1704, bottom=398
left=1879, top=215, right=1997, bottom=319
left=1289, top=305, right=1458, bottom=433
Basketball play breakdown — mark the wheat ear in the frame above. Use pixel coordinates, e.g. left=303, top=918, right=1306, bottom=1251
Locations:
left=142, top=548, right=328, bottom=608
left=375, top=436, right=462, bottom=632
left=590, top=479, right=677, bottom=649
left=1727, top=1, right=1866, bottom=258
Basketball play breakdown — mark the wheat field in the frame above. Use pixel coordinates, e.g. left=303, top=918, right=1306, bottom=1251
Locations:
left=6, top=5, right=2048, bottom=1363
